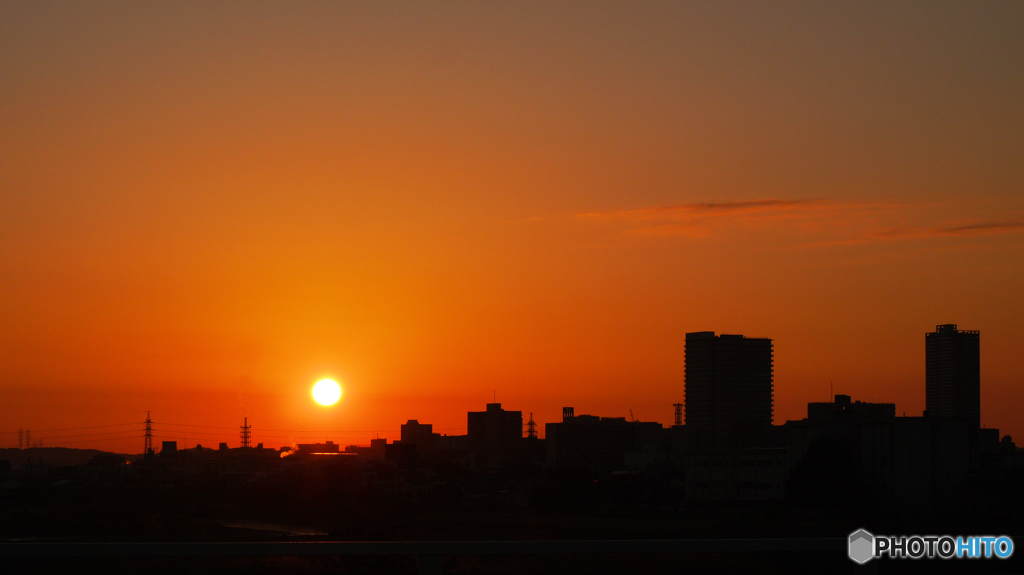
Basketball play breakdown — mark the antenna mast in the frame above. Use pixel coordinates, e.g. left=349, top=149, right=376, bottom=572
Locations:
left=144, top=412, right=153, bottom=455
left=526, top=413, right=537, bottom=439
left=240, top=417, right=252, bottom=448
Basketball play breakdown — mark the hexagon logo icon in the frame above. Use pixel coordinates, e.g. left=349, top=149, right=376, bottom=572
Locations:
left=849, top=529, right=875, bottom=564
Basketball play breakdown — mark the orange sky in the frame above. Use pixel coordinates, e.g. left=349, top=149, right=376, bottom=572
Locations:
left=2, top=2, right=1023, bottom=453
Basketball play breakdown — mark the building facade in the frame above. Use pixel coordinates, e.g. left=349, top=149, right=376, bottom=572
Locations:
left=925, top=324, right=980, bottom=426
left=545, top=410, right=664, bottom=470
left=400, top=419, right=438, bottom=454
left=467, top=403, right=523, bottom=469
left=684, top=331, right=774, bottom=451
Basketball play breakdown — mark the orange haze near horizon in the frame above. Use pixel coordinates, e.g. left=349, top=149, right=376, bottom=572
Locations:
left=1, top=2, right=1023, bottom=453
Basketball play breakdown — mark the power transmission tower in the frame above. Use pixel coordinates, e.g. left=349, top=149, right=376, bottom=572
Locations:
left=240, top=417, right=251, bottom=448
left=673, top=403, right=683, bottom=427
left=526, top=413, right=537, bottom=439
left=144, top=412, right=153, bottom=455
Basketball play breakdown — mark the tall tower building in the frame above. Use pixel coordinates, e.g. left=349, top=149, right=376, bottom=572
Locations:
left=925, top=324, right=980, bottom=428
left=685, top=331, right=773, bottom=451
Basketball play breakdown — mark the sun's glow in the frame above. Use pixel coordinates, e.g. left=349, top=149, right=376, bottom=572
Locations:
left=312, top=379, right=342, bottom=406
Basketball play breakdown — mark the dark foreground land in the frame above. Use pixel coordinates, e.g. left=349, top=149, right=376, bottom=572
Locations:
left=3, top=453, right=1024, bottom=574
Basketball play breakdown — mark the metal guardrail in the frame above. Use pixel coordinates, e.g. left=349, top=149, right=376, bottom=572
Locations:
left=0, top=539, right=847, bottom=574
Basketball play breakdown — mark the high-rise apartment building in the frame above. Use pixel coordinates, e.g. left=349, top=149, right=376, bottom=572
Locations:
left=467, top=403, right=523, bottom=469
left=685, top=331, right=773, bottom=450
left=925, top=324, right=980, bottom=429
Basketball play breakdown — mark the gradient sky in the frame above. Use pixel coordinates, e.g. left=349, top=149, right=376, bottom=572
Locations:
left=2, top=1, right=1023, bottom=453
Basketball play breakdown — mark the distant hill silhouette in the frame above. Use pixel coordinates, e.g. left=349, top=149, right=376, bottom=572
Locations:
left=0, top=447, right=138, bottom=469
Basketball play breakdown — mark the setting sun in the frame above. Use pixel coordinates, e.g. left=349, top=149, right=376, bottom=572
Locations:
left=312, top=379, right=342, bottom=406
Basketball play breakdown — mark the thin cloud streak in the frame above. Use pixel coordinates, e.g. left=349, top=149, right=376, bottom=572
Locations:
left=874, top=220, right=1024, bottom=240
left=934, top=220, right=1024, bottom=236
left=573, top=198, right=901, bottom=239
left=575, top=198, right=818, bottom=220
left=688, top=199, right=814, bottom=212
left=803, top=219, right=1024, bottom=248
left=571, top=198, right=1024, bottom=245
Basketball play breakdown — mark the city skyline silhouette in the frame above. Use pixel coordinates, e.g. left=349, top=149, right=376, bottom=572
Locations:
left=3, top=4, right=1023, bottom=572
left=0, top=323, right=998, bottom=456
left=2, top=3, right=1024, bottom=458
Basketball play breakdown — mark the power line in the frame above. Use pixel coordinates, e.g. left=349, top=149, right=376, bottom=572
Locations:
left=149, top=429, right=228, bottom=438
left=151, top=422, right=238, bottom=430
left=21, top=434, right=145, bottom=446
left=240, top=418, right=251, bottom=449
left=28, top=429, right=149, bottom=441
left=149, top=422, right=409, bottom=434
left=142, top=429, right=394, bottom=441
left=159, top=426, right=409, bottom=435
left=144, top=412, right=153, bottom=455
left=252, top=428, right=407, bottom=433
left=3, top=420, right=473, bottom=447
left=0, top=422, right=140, bottom=434
left=150, top=424, right=405, bottom=435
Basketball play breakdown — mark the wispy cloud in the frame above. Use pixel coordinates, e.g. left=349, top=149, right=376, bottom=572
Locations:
left=576, top=198, right=818, bottom=221
left=624, top=223, right=713, bottom=238
left=680, top=199, right=814, bottom=212
left=572, top=198, right=863, bottom=238
left=873, top=220, right=1024, bottom=240
left=933, top=220, right=1024, bottom=236
left=568, top=198, right=1024, bottom=246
